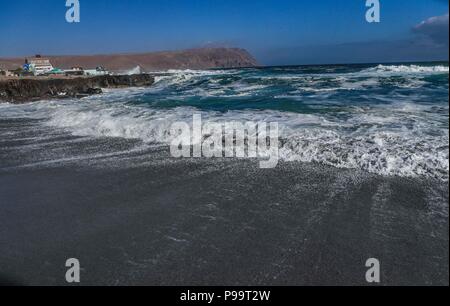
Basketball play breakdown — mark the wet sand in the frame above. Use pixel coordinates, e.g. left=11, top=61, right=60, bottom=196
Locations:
left=0, top=118, right=448, bottom=286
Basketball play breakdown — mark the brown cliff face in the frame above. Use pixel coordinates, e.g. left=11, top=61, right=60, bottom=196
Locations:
left=0, top=48, right=258, bottom=72
left=0, top=74, right=155, bottom=103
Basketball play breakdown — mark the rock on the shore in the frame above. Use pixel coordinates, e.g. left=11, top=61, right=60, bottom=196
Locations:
left=0, top=74, right=155, bottom=103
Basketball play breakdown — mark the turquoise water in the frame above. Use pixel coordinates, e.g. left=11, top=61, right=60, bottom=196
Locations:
left=140, top=63, right=449, bottom=114
left=0, top=62, right=448, bottom=180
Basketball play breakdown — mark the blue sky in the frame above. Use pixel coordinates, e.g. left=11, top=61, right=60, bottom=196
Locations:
left=0, top=0, right=448, bottom=64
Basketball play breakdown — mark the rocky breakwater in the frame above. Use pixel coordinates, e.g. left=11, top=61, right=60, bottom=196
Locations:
left=0, top=74, right=155, bottom=103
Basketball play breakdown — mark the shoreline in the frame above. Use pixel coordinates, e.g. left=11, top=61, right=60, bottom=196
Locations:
left=0, top=127, right=447, bottom=285
left=0, top=63, right=447, bottom=285
left=0, top=74, right=155, bottom=104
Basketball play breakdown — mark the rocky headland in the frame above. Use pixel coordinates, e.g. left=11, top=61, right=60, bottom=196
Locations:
left=0, top=74, right=155, bottom=103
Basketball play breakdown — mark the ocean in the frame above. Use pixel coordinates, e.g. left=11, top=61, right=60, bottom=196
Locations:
left=0, top=63, right=448, bottom=285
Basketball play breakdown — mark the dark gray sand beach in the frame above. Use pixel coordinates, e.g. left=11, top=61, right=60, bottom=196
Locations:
left=0, top=117, right=448, bottom=286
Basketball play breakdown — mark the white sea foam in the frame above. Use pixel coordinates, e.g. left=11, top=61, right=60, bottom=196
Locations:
left=1, top=64, right=447, bottom=180
left=361, top=64, right=449, bottom=74
left=129, top=65, right=447, bottom=99
left=124, top=66, right=142, bottom=75
left=1, top=92, right=447, bottom=181
left=150, top=69, right=234, bottom=90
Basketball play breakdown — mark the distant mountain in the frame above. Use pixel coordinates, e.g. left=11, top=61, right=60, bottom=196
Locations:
left=0, top=48, right=258, bottom=72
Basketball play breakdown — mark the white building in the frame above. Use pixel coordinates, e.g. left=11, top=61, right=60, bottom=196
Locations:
left=27, top=56, right=54, bottom=75
left=84, top=66, right=110, bottom=76
left=0, top=69, right=15, bottom=77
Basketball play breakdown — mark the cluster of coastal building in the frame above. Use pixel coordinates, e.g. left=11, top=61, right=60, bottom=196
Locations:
left=0, top=55, right=110, bottom=77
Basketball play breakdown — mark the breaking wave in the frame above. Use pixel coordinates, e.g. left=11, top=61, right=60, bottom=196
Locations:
left=125, top=66, right=142, bottom=75
left=361, top=64, right=449, bottom=74
left=0, top=63, right=448, bottom=180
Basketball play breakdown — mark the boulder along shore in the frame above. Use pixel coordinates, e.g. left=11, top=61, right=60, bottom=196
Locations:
left=0, top=74, right=155, bottom=103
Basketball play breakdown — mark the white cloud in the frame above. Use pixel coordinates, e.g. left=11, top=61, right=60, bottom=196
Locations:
left=413, top=13, right=449, bottom=46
